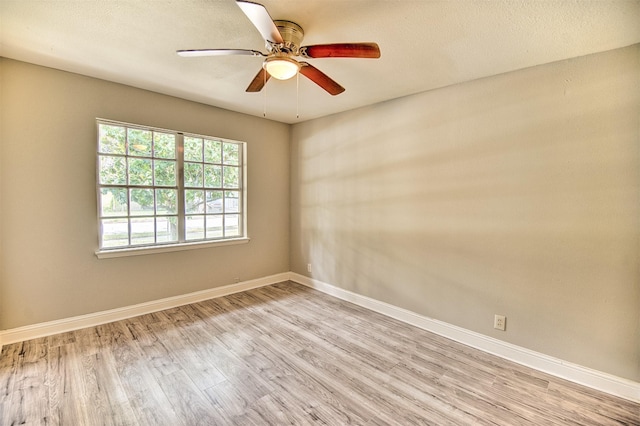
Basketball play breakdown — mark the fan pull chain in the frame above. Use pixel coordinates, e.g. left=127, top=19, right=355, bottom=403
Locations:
left=263, top=70, right=267, bottom=117
left=296, top=72, right=300, bottom=119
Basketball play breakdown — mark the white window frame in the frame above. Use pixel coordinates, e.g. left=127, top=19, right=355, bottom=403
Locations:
left=95, top=119, right=248, bottom=259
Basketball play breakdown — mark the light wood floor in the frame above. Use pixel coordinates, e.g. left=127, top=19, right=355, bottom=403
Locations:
left=1, top=281, right=638, bottom=425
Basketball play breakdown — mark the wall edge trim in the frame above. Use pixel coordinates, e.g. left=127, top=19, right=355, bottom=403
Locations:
left=0, top=272, right=290, bottom=346
left=289, top=272, right=640, bottom=403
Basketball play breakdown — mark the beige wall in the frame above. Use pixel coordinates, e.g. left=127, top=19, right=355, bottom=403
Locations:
left=0, top=59, right=4, bottom=323
left=290, top=45, right=640, bottom=381
left=0, top=59, right=290, bottom=329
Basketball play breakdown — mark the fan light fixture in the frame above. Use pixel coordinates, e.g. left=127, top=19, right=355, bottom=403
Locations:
left=177, top=1, right=381, bottom=96
left=264, top=56, right=300, bottom=80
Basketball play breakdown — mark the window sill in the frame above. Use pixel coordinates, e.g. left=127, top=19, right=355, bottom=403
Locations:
left=95, top=237, right=250, bottom=259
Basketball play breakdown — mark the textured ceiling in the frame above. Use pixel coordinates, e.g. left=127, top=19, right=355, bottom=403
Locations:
left=1, top=0, right=639, bottom=124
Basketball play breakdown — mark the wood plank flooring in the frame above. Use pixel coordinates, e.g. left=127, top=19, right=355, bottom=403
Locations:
left=1, top=281, right=638, bottom=425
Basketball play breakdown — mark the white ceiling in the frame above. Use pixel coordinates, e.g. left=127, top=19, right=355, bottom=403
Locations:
left=1, top=0, right=639, bottom=124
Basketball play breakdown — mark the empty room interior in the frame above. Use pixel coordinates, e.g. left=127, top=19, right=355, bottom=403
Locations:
left=1, top=0, right=639, bottom=424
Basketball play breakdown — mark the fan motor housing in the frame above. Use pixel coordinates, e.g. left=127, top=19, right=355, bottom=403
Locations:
left=273, top=20, right=304, bottom=54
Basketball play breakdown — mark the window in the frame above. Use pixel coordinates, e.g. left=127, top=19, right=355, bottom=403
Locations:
left=96, top=120, right=246, bottom=255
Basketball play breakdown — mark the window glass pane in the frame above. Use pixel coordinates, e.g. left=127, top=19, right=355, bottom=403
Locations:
left=99, top=155, right=127, bottom=185
left=224, top=214, right=240, bottom=237
left=186, top=215, right=204, bottom=240
left=130, top=188, right=154, bottom=216
left=206, top=190, right=223, bottom=214
left=185, top=189, right=204, bottom=214
left=131, top=217, right=155, bottom=245
left=156, top=216, right=178, bottom=243
left=99, top=125, right=126, bottom=154
left=206, top=215, right=223, bottom=239
left=98, top=121, right=245, bottom=250
left=154, top=160, right=176, bottom=186
left=128, top=158, right=153, bottom=186
left=184, top=137, right=203, bottom=162
left=154, top=132, right=175, bottom=159
left=223, top=142, right=239, bottom=165
left=101, top=218, right=129, bottom=248
left=204, top=164, right=222, bottom=188
left=223, top=166, right=239, bottom=189
left=156, top=189, right=177, bottom=214
left=184, top=162, right=203, bottom=187
left=224, top=191, right=240, bottom=213
left=100, top=188, right=128, bottom=217
left=204, top=139, right=222, bottom=163
left=128, top=129, right=152, bottom=157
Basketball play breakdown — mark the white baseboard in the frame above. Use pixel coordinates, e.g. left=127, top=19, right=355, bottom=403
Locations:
left=289, top=272, right=640, bottom=404
left=0, top=272, right=289, bottom=347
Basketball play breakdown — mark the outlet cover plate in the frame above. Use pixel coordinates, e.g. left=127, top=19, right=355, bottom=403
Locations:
left=494, top=314, right=506, bottom=331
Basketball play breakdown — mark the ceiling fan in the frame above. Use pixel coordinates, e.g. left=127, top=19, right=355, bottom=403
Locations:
left=177, top=0, right=381, bottom=96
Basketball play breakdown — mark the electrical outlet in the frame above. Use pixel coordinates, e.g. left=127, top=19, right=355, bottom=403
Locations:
left=307, top=263, right=312, bottom=273
left=494, top=314, right=506, bottom=331
left=234, top=277, right=240, bottom=283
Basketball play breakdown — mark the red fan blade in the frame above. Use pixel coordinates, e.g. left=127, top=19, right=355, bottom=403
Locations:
left=236, top=0, right=284, bottom=44
left=177, top=49, right=265, bottom=57
left=246, top=67, right=271, bottom=92
left=299, top=62, right=345, bottom=96
left=300, top=43, right=381, bottom=59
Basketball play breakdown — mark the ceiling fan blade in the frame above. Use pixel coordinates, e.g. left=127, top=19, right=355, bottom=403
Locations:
left=300, top=43, right=381, bottom=59
left=246, top=67, right=271, bottom=92
left=177, top=49, right=265, bottom=57
left=299, top=62, right=345, bottom=96
left=236, top=0, right=284, bottom=44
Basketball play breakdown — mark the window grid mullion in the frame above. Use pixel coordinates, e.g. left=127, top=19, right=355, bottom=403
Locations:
left=151, top=134, right=157, bottom=244
left=176, top=133, right=186, bottom=243
left=125, top=159, right=132, bottom=247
